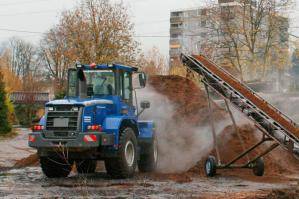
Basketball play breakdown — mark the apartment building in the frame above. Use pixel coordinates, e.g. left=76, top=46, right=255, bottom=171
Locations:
left=169, top=7, right=208, bottom=64
left=169, top=0, right=289, bottom=80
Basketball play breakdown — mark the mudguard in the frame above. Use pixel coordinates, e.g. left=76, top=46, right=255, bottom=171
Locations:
left=103, top=116, right=138, bottom=145
left=103, top=116, right=123, bottom=131
left=137, top=120, right=155, bottom=155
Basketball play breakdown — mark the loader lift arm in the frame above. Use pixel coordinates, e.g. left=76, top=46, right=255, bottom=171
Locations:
left=181, top=53, right=299, bottom=176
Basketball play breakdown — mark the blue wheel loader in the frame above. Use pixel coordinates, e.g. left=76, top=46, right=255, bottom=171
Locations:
left=29, top=62, right=157, bottom=178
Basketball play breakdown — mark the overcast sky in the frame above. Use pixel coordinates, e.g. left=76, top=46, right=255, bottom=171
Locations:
left=0, top=0, right=298, bottom=56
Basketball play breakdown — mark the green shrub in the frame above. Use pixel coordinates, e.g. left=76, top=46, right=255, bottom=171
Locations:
left=14, top=104, right=41, bottom=127
left=5, top=95, right=17, bottom=124
left=0, top=72, right=12, bottom=134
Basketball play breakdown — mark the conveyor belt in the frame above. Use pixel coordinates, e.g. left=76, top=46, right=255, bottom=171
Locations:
left=181, top=54, right=299, bottom=155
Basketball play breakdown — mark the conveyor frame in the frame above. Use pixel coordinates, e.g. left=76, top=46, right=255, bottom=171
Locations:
left=181, top=53, right=299, bottom=176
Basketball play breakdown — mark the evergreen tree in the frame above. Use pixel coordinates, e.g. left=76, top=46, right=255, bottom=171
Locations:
left=0, top=71, right=11, bottom=134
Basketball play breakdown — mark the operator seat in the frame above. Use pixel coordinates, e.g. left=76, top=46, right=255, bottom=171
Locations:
left=107, top=84, right=114, bottom=95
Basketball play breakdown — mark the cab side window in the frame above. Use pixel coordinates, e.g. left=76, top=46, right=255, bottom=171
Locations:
left=121, top=72, right=132, bottom=104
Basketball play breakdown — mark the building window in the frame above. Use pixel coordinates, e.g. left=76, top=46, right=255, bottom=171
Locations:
left=171, top=23, right=183, bottom=28
left=171, top=11, right=183, bottom=17
left=200, top=32, right=206, bottom=37
left=188, top=10, right=197, bottom=17
left=170, top=48, right=181, bottom=55
left=221, top=6, right=235, bottom=20
left=171, top=34, right=182, bottom=38
left=218, top=0, right=235, bottom=3
left=201, top=9, right=207, bottom=16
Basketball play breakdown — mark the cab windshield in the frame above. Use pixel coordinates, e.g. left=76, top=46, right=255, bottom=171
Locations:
left=84, top=70, right=115, bottom=96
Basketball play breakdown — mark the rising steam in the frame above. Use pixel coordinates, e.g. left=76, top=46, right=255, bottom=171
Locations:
left=137, top=86, right=236, bottom=173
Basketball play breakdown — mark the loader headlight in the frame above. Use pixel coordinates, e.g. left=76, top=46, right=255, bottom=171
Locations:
left=72, top=107, right=79, bottom=111
left=48, top=107, right=54, bottom=111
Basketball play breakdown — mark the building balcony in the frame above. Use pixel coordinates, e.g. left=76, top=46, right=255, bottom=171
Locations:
left=170, top=16, right=184, bottom=24
left=170, top=27, right=184, bottom=34
left=169, top=43, right=181, bottom=49
left=169, top=38, right=181, bottom=44
left=169, top=48, right=181, bottom=57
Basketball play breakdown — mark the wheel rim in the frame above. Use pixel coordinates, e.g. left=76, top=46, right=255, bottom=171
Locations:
left=153, top=139, right=158, bottom=163
left=206, top=161, right=211, bottom=174
left=125, top=140, right=135, bottom=167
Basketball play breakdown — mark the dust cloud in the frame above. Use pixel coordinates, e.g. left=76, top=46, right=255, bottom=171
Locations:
left=137, top=86, right=233, bottom=173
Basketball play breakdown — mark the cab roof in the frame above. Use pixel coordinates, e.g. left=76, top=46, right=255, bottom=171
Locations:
left=79, top=63, right=138, bottom=72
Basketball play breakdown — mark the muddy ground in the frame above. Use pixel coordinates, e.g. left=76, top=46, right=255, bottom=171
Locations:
left=0, top=129, right=297, bottom=198
left=0, top=166, right=298, bottom=198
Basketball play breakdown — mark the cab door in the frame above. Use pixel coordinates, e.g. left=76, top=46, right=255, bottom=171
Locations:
left=120, top=71, right=135, bottom=116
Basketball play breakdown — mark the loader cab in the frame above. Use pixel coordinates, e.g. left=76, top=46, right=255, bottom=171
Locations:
left=67, top=63, right=146, bottom=105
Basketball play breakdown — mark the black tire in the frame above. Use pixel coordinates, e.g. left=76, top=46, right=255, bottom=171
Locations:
left=205, top=156, right=217, bottom=177
left=40, top=156, right=73, bottom=178
left=105, top=127, right=137, bottom=179
left=76, top=160, right=97, bottom=174
left=138, top=135, right=158, bottom=172
left=252, top=157, right=264, bottom=176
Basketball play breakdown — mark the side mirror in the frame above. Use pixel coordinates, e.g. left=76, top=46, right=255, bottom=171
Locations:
left=141, top=101, right=150, bottom=109
left=138, top=72, right=147, bottom=88
left=77, top=68, right=85, bottom=81
left=137, top=100, right=150, bottom=117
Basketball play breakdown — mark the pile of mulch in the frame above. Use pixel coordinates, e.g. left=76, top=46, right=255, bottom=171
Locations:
left=149, top=75, right=225, bottom=125
left=149, top=75, right=299, bottom=177
left=13, top=153, right=39, bottom=168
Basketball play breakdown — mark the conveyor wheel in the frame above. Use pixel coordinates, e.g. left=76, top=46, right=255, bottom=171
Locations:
left=205, top=156, right=217, bottom=177
left=252, top=157, right=264, bottom=176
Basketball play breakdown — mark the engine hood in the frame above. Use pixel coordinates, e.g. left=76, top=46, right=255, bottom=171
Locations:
left=46, top=98, right=114, bottom=107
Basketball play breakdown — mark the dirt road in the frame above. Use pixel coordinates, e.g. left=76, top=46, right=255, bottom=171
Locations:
left=0, top=128, right=35, bottom=168
left=0, top=129, right=298, bottom=198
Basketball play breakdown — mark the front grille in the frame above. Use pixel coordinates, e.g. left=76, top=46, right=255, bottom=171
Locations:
left=46, top=105, right=80, bottom=133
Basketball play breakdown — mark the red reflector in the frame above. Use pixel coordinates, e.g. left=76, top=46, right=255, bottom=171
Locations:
left=83, top=134, right=97, bottom=142
left=32, top=125, right=44, bottom=131
left=87, top=125, right=102, bottom=132
left=29, top=135, right=36, bottom=142
left=90, top=63, right=96, bottom=68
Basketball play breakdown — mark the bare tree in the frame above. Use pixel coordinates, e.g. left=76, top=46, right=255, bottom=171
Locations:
left=7, top=38, right=36, bottom=79
left=39, top=0, right=139, bottom=94
left=0, top=38, right=45, bottom=92
left=136, top=47, right=168, bottom=75
left=201, top=0, right=292, bottom=81
left=39, top=27, right=71, bottom=93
